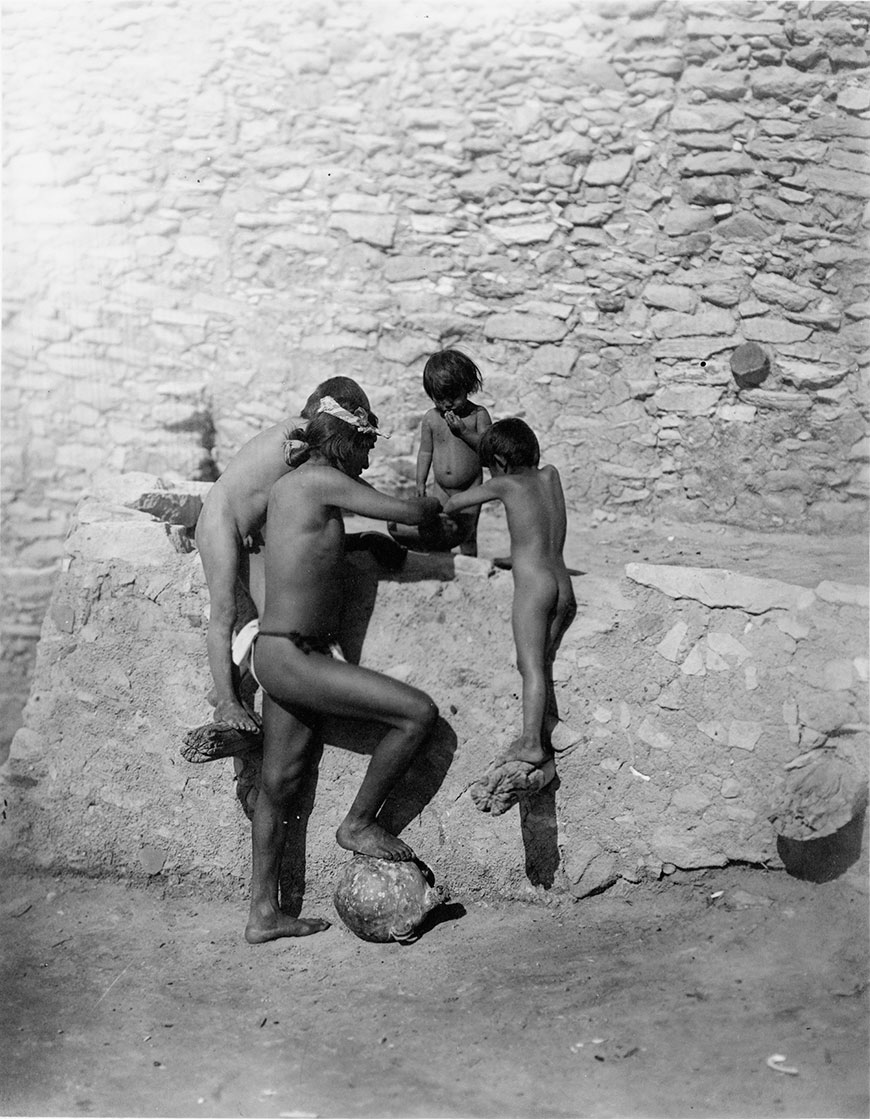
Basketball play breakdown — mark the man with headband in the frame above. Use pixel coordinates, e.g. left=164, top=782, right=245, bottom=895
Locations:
left=241, top=396, right=443, bottom=943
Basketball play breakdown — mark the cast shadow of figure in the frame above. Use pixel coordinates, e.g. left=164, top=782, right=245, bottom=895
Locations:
left=234, top=549, right=459, bottom=918
left=777, top=807, right=866, bottom=884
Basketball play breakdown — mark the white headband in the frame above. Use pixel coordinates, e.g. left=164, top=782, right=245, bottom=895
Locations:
left=317, top=396, right=385, bottom=436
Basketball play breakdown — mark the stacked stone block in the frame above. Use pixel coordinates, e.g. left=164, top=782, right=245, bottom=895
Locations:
left=2, top=0, right=868, bottom=748
left=1, top=479, right=866, bottom=901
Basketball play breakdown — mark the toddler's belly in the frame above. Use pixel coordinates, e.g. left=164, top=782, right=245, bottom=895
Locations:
left=433, top=463, right=481, bottom=492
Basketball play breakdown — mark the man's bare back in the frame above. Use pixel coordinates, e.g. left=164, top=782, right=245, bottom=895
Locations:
left=201, top=422, right=298, bottom=540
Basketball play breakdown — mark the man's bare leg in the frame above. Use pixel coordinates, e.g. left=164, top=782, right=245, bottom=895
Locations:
left=253, top=639, right=438, bottom=864
left=197, top=519, right=260, bottom=732
left=245, top=695, right=329, bottom=943
left=335, top=721, right=428, bottom=861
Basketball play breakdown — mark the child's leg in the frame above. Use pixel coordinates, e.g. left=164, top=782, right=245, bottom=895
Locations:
left=547, top=582, right=577, bottom=661
left=437, top=481, right=481, bottom=556
left=246, top=692, right=330, bottom=943
left=254, top=637, right=438, bottom=860
left=455, top=503, right=481, bottom=557
left=195, top=511, right=259, bottom=731
left=507, top=581, right=556, bottom=767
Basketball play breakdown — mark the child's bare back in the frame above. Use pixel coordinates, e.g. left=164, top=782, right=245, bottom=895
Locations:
left=443, top=418, right=576, bottom=770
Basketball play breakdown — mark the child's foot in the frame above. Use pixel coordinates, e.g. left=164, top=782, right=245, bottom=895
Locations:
left=214, top=700, right=260, bottom=733
left=245, top=907, right=330, bottom=944
left=336, top=819, right=415, bottom=861
left=502, top=735, right=551, bottom=770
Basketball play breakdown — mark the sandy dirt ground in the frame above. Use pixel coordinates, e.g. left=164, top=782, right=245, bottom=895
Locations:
left=2, top=857, right=868, bottom=1119
left=2, top=516, right=868, bottom=1118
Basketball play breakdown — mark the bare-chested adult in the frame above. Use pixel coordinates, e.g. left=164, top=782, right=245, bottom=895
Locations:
left=242, top=397, right=442, bottom=943
left=194, top=378, right=405, bottom=733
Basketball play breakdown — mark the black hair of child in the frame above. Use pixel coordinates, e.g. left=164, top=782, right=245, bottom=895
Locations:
left=302, top=377, right=375, bottom=424
left=287, top=410, right=378, bottom=475
left=478, top=418, right=540, bottom=470
left=422, top=349, right=483, bottom=400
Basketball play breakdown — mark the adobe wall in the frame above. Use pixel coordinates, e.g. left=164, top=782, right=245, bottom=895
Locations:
left=1, top=478, right=866, bottom=904
left=3, top=0, right=868, bottom=749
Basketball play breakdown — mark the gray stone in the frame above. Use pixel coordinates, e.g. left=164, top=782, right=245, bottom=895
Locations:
left=653, top=336, right=740, bottom=359
left=803, top=166, right=870, bottom=200
left=656, top=620, right=689, bottom=662
left=661, top=205, right=715, bottom=236
left=670, top=105, right=745, bottom=133
left=484, top=313, right=569, bottom=342
left=654, top=385, right=722, bottom=415
left=779, top=360, right=849, bottom=392
left=682, top=66, right=747, bottom=101
left=489, top=222, right=557, bottom=246
left=682, top=152, right=754, bottom=177
left=750, top=274, right=814, bottom=312
left=815, top=581, right=869, bottom=609
left=583, top=155, right=633, bottom=186
left=65, top=519, right=186, bottom=566
left=625, top=563, right=816, bottom=614
left=741, top=318, right=813, bottom=344
left=712, top=212, right=771, bottom=241
left=750, top=70, right=828, bottom=102
left=562, top=202, right=617, bottom=227
left=383, top=256, right=450, bottom=282
left=837, top=87, right=870, bottom=113
left=652, top=308, right=735, bottom=338
left=328, top=212, right=397, bottom=248
left=378, top=334, right=436, bottom=365
left=645, top=271, right=702, bottom=309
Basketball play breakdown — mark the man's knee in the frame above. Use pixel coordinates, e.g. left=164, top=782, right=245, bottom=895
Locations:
left=409, top=694, right=439, bottom=738
left=260, top=759, right=307, bottom=803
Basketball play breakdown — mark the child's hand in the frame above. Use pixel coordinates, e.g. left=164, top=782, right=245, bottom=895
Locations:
left=415, top=483, right=427, bottom=497
left=443, top=410, right=464, bottom=434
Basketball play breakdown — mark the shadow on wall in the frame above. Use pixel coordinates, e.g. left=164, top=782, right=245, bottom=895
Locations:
left=777, top=808, right=867, bottom=885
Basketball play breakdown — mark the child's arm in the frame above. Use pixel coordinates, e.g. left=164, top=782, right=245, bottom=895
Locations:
left=444, top=405, right=492, bottom=452
left=415, top=414, right=434, bottom=496
left=442, top=477, right=503, bottom=515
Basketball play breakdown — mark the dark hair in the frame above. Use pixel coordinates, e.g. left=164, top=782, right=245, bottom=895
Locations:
left=287, top=410, right=377, bottom=474
left=422, top=350, right=482, bottom=401
left=478, top=418, right=540, bottom=470
left=302, top=377, right=373, bottom=422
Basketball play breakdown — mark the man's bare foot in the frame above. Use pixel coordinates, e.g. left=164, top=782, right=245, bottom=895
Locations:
left=336, top=819, right=414, bottom=861
left=214, top=699, right=260, bottom=733
left=501, top=735, right=551, bottom=769
left=244, top=908, right=330, bottom=944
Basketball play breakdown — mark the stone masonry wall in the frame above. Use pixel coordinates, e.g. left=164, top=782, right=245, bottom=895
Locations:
left=1, top=478, right=867, bottom=902
left=3, top=0, right=869, bottom=750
